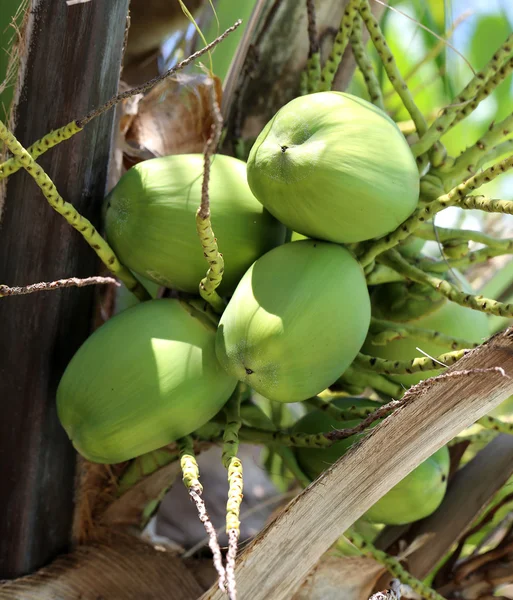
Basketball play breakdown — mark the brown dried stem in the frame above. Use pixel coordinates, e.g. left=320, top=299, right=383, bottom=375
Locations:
left=0, top=276, right=119, bottom=297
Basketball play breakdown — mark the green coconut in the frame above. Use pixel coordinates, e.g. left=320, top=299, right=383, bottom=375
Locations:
left=362, top=280, right=489, bottom=386
left=215, top=240, right=371, bottom=403
left=104, top=154, right=286, bottom=295
left=57, top=299, right=237, bottom=464
left=246, top=91, right=419, bottom=244
left=293, top=398, right=450, bottom=525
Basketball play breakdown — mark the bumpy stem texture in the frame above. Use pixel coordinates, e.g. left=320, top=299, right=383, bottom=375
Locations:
left=0, top=276, right=118, bottom=297
left=414, top=246, right=513, bottom=273
left=459, top=195, right=513, bottom=215
left=447, top=112, right=513, bottom=186
left=0, top=121, right=83, bottom=180
left=350, top=14, right=385, bottom=109
left=381, top=249, right=513, bottom=318
left=358, top=1, right=426, bottom=140
left=222, top=391, right=243, bottom=600
left=451, top=52, right=513, bottom=129
left=448, top=429, right=497, bottom=447
left=411, top=33, right=513, bottom=157
left=344, top=530, right=446, bottom=600
left=306, top=396, right=379, bottom=421
left=354, top=350, right=469, bottom=375
left=476, top=415, right=513, bottom=434
left=318, top=0, right=360, bottom=91
left=305, top=0, right=321, bottom=94
left=196, top=82, right=226, bottom=314
left=369, top=317, right=477, bottom=350
left=0, top=120, right=149, bottom=301
left=357, top=154, right=513, bottom=267
left=178, top=437, right=226, bottom=592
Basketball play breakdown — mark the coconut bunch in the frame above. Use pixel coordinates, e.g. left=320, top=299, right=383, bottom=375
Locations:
left=3, top=3, right=513, bottom=599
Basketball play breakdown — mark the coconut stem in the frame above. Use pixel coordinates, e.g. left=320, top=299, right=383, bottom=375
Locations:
left=366, top=264, right=406, bottom=285
left=368, top=318, right=478, bottom=351
left=448, top=429, right=497, bottom=447
left=411, top=33, right=513, bottom=158
left=0, top=119, right=150, bottom=301
left=354, top=349, right=469, bottom=375
left=0, top=121, right=83, bottom=180
left=338, top=365, right=405, bottom=399
left=350, top=13, right=385, bottom=110
left=476, top=415, right=513, bottom=435
left=178, top=436, right=227, bottom=593
left=380, top=249, right=513, bottom=318
left=357, top=154, right=513, bottom=268
left=222, top=388, right=243, bottom=600
left=343, top=530, right=445, bottom=600
left=413, top=245, right=513, bottom=273
left=305, top=396, right=379, bottom=421
left=442, top=112, right=513, bottom=187
left=357, top=1, right=430, bottom=171
left=196, top=81, right=226, bottom=314
left=0, top=21, right=242, bottom=180
left=458, top=195, right=513, bottom=215
left=275, top=446, right=311, bottom=488
left=0, top=275, right=118, bottom=297
left=318, top=0, right=360, bottom=92
left=303, top=0, right=321, bottom=94
left=449, top=52, right=513, bottom=130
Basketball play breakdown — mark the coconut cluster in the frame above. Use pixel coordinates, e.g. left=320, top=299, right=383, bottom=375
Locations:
left=57, top=91, right=464, bottom=525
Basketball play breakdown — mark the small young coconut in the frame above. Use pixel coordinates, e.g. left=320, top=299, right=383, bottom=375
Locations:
left=104, top=154, right=286, bottom=295
left=247, top=91, right=419, bottom=244
left=57, top=299, right=237, bottom=464
left=293, top=398, right=450, bottom=525
left=215, top=240, right=371, bottom=403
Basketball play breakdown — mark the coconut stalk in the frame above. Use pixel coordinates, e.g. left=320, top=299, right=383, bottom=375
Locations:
left=0, top=0, right=130, bottom=578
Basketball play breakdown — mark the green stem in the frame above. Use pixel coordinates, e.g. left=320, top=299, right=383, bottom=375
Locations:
left=196, top=85, right=226, bottom=314
left=223, top=389, right=243, bottom=600
left=0, top=120, right=150, bottom=301
left=354, top=349, right=469, bottom=375
left=414, top=246, right=513, bottom=273
left=343, top=530, right=446, bottom=600
left=318, top=0, right=360, bottom=92
left=0, top=121, right=83, bottom=180
left=476, top=415, right=513, bottom=434
left=411, top=33, right=513, bottom=157
left=448, top=429, right=497, bottom=447
left=357, top=154, right=513, bottom=267
left=446, top=112, right=513, bottom=186
left=380, top=249, right=513, bottom=318
left=339, top=365, right=405, bottom=399
left=350, top=13, right=385, bottom=110
left=459, top=195, right=513, bottom=215
left=358, top=0, right=428, bottom=170
left=365, top=263, right=406, bottom=285
left=275, top=446, right=311, bottom=488
left=178, top=436, right=226, bottom=592
left=368, top=317, right=477, bottom=351
left=305, top=396, right=380, bottom=421
left=451, top=52, right=513, bottom=129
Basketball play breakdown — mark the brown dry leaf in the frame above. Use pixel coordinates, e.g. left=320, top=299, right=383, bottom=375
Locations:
left=0, top=532, right=204, bottom=600
left=122, top=73, right=223, bottom=170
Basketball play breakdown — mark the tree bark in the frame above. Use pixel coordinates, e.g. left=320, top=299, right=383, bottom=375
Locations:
left=0, top=0, right=129, bottom=579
